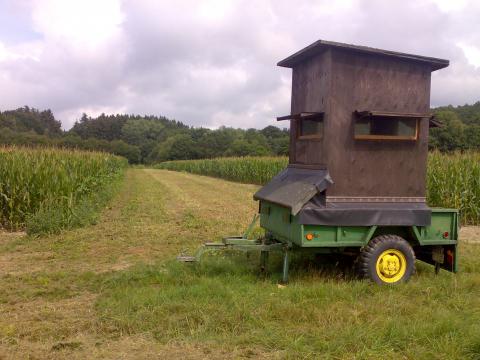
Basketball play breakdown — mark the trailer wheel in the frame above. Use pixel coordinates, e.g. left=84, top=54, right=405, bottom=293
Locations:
left=357, top=235, right=415, bottom=285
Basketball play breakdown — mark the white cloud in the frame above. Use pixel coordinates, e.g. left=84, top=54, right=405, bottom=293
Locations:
left=0, top=0, right=480, bottom=129
left=57, top=105, right=128, bottom=124
left=31, top=0, right=124, bottom=51
left=457, top=43, right=480, bottom=68
left=0, top=40, right=41, bottom=62
left=0, top=42, right=9, bottom=61
left=430, top=0, right=468, bottom=12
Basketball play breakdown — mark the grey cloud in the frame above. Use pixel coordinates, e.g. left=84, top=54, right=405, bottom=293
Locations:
left=0, top=0, right=479, bottom=129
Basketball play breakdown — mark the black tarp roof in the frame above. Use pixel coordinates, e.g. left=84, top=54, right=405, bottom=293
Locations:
left=299, top=201, right=431, bottom=226
left=253, top=166, right=333, bottom=215
left=255, top=166, right=432, bottom=226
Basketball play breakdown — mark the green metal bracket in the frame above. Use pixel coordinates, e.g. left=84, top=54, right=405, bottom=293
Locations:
left=242, top=213, right=259, bottom=239
left=281, top=249, right=290, bottom=284
left=364, top=225, right=378, bottom=243
left=177, top=213, right=292, bottom=284
left=223, top=238, right=259, bottom=246
left=177, top=239, right=284, bottom=263
left=412, top=226, right=422, bottom=243
left=177, top=243, right=224, bottom=263
left=177, top=213, right=265, bottom=263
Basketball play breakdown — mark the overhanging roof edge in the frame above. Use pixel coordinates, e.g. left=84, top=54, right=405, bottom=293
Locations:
left=277, top=40, right=449, bottom=71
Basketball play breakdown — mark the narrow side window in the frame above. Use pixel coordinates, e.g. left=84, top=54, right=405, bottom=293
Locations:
left=354, top=111, right=423, bottom=141
left=298, top=113, right=324, bottom=140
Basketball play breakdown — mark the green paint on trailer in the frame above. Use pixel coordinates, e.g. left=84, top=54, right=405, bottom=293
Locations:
left=301, top=225, right=372, bottom=247
left=260, top=202, right=459, bottom=248
left=179, top=201, right=459, bottom=280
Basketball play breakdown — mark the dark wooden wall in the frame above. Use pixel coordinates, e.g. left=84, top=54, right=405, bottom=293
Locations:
left=290, top=50, right=331, bottom=165
left=289, top=48, right=432, bottom=199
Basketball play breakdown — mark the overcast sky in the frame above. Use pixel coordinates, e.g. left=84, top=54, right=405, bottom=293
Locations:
left=1, top=0, right=480, bottom=129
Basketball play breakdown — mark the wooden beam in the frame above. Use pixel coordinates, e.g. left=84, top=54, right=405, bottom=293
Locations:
left=277, top=112, right=324, bottom=121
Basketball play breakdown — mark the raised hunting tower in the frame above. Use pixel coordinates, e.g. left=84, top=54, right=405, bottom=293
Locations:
left=255, top=40, right=449, bottom=226
left=180, top=40, right=458, bottom=285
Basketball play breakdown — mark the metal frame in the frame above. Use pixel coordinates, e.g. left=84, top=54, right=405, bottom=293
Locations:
left=178, top=207, right=459, bottom=282
left=177, top=214, right=293, bottom=283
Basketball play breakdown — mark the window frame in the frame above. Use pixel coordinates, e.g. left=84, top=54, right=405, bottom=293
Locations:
left=296, top=113, right=325, bottom=140
left=353, top=111, right=428, bottom=141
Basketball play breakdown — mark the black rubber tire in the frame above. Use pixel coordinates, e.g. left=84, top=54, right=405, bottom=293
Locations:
left=357, top=235, right=415, bottom=285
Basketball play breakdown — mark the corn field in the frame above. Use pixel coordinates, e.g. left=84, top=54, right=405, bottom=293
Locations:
left=157, top=156, right=288, bottom=185
left=157, top=153, right=480, bottom=225
left=0, top=146, right=127, bottom=231
left=427, top=151, right=480, bottom=225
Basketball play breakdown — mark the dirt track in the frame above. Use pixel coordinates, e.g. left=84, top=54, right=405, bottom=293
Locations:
left=460, top=226, right=480, bottom=242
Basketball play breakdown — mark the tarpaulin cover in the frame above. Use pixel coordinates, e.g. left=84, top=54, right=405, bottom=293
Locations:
left=253, top=166, right=333, bottom=215
left=299, top=201, right=432, bottom=226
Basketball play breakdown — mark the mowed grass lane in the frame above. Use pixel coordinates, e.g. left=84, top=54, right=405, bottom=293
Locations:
left=0, top=169, right=258, bottom=359
left=0, top=169, right=479, bottom=359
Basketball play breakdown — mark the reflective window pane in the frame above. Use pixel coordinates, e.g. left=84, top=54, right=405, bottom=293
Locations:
left=355, top=117, right=417, bottom=139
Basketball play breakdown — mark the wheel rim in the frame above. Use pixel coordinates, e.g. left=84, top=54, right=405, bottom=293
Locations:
left=375, top=249, right=407, bottom=283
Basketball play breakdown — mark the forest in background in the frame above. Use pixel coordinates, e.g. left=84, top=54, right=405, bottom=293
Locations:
left=1, top=103, right=479, bottom=163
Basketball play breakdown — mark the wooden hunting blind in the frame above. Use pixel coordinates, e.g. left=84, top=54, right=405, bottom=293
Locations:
left=180, top=40, right=458, bottom=285
left=255, top=40, right=450, bottom=226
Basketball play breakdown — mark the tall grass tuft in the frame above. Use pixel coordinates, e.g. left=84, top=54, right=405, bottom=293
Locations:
left=157, top=153, right=480, bottom=225
left=0, top=146, right=128, bottom=233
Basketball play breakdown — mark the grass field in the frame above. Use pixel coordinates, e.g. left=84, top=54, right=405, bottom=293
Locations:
left=0, top=146, right=127, bottom=234
left=0, top=169, right=479, bottom=359
left=157, top=152, right=480, bottom=225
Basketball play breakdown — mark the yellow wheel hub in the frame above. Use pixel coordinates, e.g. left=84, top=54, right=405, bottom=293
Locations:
left=375, top=249, right=407, bottom=283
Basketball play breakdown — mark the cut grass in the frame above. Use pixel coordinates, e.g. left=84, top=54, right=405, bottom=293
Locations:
left=95, top=246, right=480, bottom=359
left=0, top=169, right=479, bottom=359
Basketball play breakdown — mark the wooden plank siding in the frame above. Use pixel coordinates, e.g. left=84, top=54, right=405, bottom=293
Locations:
left=287, top=47, right=434, bottom=199
left=290, top=50, right=331, bottom=165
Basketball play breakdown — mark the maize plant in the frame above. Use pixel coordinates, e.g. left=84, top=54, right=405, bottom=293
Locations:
left=0, top=146, right=127, bottom=230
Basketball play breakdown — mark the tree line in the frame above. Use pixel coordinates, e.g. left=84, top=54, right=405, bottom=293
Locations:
left=429, top=103, right=480, bottom=151
left=0, top=107, right=289, bottom=163
left=1, top=103, right=479, bottom=163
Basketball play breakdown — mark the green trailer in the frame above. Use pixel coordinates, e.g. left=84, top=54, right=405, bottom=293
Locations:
left=179, top=205, right=458, bottom=285
left=179, top=40, right=458, bottom=285
left=258, top=202, right=458, bottom=283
